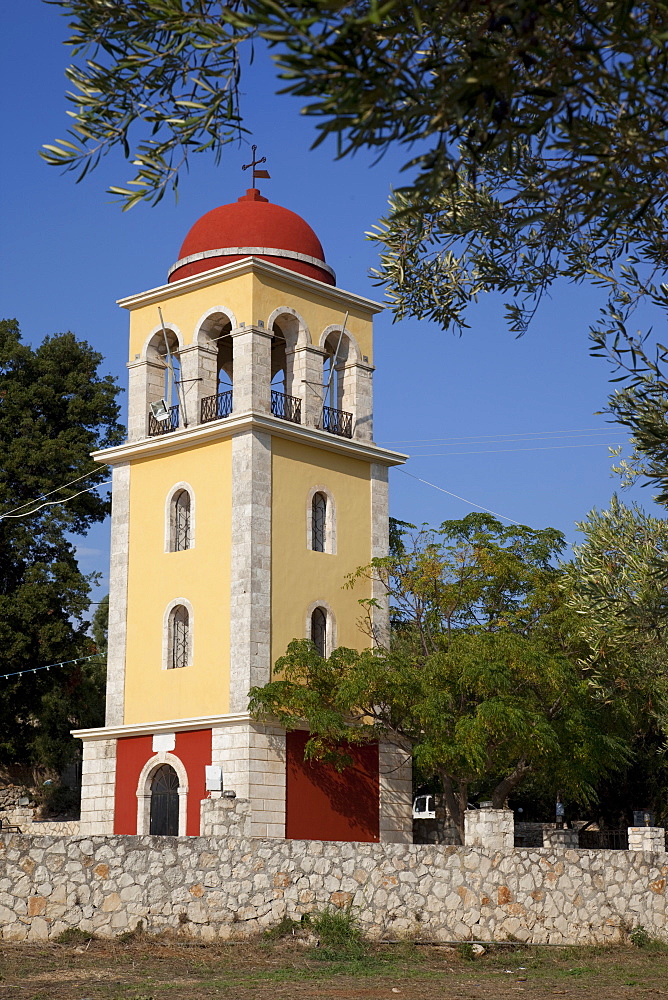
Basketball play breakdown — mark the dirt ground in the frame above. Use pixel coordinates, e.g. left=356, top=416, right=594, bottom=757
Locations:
left=1, top=936, right=668, bottom=1000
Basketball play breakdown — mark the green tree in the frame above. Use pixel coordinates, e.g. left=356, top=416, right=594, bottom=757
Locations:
left=250, top=514, right=630, bottom=841
left=0, top=320, right=123, bottom=771
left=43, top=2, right=668, bottom=352
left=565, top=496, right=668, bottom=824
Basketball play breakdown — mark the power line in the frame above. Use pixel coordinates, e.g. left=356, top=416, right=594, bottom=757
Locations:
left=0, top=652, right=105, bottom=682
left=0, top=481, right=111, bottom=520
left=380, top=428, right=614, bottom=446
left=408, top=442, right=620, bottom=458
left=398, top=470, right=523, bottom=526
left=0, top=469, right=109, bottom=519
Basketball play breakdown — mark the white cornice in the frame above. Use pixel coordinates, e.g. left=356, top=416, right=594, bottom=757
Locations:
left=92, top=410, right=408, bottom=468
left=168, top=246, right=336, bottom=282
left=117, top=256, right=384, bottom=315
left=72, top=712, right=256, bottom=741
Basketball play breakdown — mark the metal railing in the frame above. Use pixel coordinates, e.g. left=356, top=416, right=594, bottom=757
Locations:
left=201, top=390, right=233, bottom=424
left=271, top=390, right=301, bottom=424
left=579, top=829, right=629, bottom=850
left=148, top=404, right=179, bottom=437
left=321, top=404, right=353, bottom=438
left=514, top=829, right=544, bottom=848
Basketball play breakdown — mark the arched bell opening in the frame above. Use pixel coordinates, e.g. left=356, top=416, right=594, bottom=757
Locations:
left=270, top=315, right=301, bottom=424
left=146, top=328, right=182, bottom=436
left=197, top=312, right=234, bottom=423
left=321, top=329, right=354, bottom=438
left=149, top=763, right=180, bottom=836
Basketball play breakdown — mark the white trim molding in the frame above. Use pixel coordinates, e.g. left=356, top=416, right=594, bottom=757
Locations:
left=164, top=481, right=196, bottom=552
left=136, top=752, right=189, bottom=836
left=92, top=410, right=408, bottom=469
left=74, top=711, right=258, bottom=741
left=194, top=305, right=238, bottom=345
left=141, top=321, right=184, bottom=360
left=117, top=257, right=383, bottom=315
left=162, top=597, right=195, bottom=670
left=306, top=484, right=337, bottom=555
left=319, top=324, right=362, bottom=363
left=266, top=306, right=311, bottom=349
left=305, top=599, right=337, bottom=657
left=169, top=246, right=336, bottom=282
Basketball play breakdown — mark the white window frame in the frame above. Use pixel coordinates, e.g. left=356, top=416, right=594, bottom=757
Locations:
left=306, top=484, right=336, bottom=554
left=163, top=598, right=195, bottom=670
left=305, top=600, right=337, bottom=658
left=165, top=482, right=196, bottom=552
left=136, top=752, right=189, bottom=836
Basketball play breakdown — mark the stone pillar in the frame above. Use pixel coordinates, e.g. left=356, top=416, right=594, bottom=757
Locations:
left=370, top=463, right=390, bottom=647
left=379, top=743, right=413, bottom=843
left=543, top=827, right=579, bottom=849
left=78, top=738, right=117, bottom=836
left=231, top=325, right=272, bottom=414
left=127, top=359, right=166, bottom=441
left=178, top=344, right=217, bottom=428
left=464, top=807, right=514, bottom=850
left=628, top=826, right=666, bottom=852
left=229, top=429, right=272, bottom=711
left=211, top=722, right=286, bottom=839
left=200, top=795, right=252, bottom=838
left=290, top=345, right=326, bottom=429
left=340, top=362, right=374, bottom=441
left=105, top=462, right=130, bottom=726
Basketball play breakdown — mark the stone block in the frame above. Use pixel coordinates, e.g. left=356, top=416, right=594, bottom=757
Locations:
left=628, top=827, right=666, bottom=852
left=464, top=808, right=514, bottom=850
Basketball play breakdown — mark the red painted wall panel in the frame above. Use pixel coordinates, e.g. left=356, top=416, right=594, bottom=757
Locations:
left=114, top=735, right=153, bottom=835
left=285, top=731, right=379, bottom=842
left=175, top=729, right=212, bottom=836
left=113, top=729, right=212, bottom=835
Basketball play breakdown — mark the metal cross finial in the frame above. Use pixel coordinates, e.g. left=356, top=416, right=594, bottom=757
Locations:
left=242, top=144, right=270, bottom=186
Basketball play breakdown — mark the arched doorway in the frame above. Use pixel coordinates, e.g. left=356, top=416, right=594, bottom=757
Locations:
left=149, top=764, right=179, bottom=835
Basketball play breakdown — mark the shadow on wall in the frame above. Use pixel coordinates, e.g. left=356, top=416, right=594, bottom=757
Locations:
left=285, top=730, right=379, bottom=842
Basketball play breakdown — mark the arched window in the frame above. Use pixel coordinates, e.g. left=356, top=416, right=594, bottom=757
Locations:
left=172, top=489, right=191, bottom=551
left=312, top=492, right=327, bottom=552
left=149, top=764, right=179, bottom=836
left=311, top=606, right=327, bottom=658
left=307, top=486, right=336, bottom=554
left=169, top=605, right=189, bottom=669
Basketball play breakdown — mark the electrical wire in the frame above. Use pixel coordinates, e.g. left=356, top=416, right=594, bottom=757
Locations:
left=0, top=469, right=106, bottom=519
left=408, top=442, right=620, bottom=458
left=398, top=469, right=523, bottom=526
left=0, top=652, right=104, bottom=682
left=0, top=481, right=111, bottom=520
left=380, top=426, right=613, bottom=445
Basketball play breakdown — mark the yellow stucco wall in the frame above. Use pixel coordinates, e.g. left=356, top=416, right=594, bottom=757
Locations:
left=125, top=267, right=375, bottom=366
left=124, top=438, right=232, bottom=724
left=270, top=436, right=372, bottom=670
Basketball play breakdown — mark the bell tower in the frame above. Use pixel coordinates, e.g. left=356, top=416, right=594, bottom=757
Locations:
left=74, top=186, right=412, bottom=843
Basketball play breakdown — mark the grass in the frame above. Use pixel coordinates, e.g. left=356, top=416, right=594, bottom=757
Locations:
left=1, top=934, right=667, bottom=999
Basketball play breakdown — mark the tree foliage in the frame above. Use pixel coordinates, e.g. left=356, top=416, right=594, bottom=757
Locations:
left=565, top=496, right=668, bottom=824
left=0, top=320, right=123, bottom=771
left=251, top=514, right=631, bottom=840
left=44, top=1, right=668, bottom=355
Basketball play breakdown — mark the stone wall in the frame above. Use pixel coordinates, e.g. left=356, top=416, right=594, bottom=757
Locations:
left=0, top=832, right=666, bottom=945
left=0, top=787, right=79, bottom=838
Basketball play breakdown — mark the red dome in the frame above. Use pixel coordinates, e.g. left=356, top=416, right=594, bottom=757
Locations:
left=168, top=189, right=335, bottom=285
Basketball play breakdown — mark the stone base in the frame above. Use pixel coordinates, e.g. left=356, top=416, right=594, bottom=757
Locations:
left=464, top=808, right=514, bottom=851
left=543, top=827, right=579, bottom=849
left=628, top=826, right=666, bottom=852
left=200, top=795, right=251, bottom=838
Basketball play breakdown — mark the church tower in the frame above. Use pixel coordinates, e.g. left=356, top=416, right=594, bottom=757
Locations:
left=74, top=185, right=411, bottom=843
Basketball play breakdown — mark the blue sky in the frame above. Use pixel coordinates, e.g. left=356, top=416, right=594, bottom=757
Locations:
left=1, top=2, right=661, bottom=601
